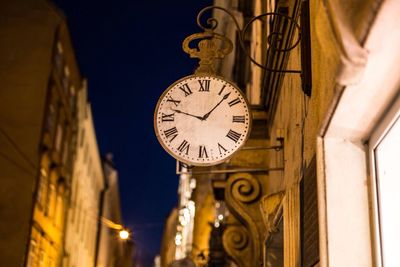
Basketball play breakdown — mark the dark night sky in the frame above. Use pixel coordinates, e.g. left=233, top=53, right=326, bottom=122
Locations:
left=52, top=0, right=211, bottom=264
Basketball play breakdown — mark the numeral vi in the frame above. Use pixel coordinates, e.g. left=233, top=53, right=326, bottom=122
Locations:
left=198, top=146, right=209, bottom=158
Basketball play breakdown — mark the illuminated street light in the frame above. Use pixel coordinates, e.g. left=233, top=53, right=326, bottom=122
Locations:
left=119, top=229, right=130, bottom=240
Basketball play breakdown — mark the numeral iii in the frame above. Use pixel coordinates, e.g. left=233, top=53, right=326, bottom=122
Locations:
left=232, top=115, right=245, bottom=123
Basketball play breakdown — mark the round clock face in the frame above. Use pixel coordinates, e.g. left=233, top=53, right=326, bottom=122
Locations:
left=154, top=74, right=252, bottom=166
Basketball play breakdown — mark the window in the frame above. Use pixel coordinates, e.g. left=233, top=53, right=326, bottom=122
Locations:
left=37, top=168, right=48, bottom=210
left=54, top=42, right=64, bottom=72
left=45, top=101, right=56, bottom=137
left=26, top=239, right=37, bottom=267
left=55, top=123, right=63, bottom=151
left=62, top=138, right=69, bottom=164
left=38, top=249, right=45, bottom=267
left=265, top=217, right=284, bottom=267
left=370, top=94, right=400, bottom=266
left=46, top=183, right=56, bottom=217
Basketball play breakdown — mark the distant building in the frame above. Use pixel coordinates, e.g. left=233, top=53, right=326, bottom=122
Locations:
left=95, top=154, right=133, bottom=267
left=62, top=82, right=105, bottom=267
left=159, top=208, right=178, bottom=267
left=0, top=1, right=82, bottom=266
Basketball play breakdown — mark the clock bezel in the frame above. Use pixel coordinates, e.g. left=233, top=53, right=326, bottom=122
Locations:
left=154, top=73, right=252, bottom=167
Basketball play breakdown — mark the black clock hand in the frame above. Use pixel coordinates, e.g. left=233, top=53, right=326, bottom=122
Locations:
left=171, top=108, right=204, bottom=120
left=202, top=92, right=231, bottom=120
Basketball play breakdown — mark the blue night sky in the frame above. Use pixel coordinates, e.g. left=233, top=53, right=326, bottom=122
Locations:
left=52, top=0, right=211, bottom=264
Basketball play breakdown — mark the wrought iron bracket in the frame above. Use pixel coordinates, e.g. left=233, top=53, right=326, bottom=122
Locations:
left=183, top=5, right=302, bottom=74
left=176, top=140, right=285, bottom=175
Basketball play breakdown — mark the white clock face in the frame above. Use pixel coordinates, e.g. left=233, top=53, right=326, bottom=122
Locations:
left=154, top=74, right=251, bottom=166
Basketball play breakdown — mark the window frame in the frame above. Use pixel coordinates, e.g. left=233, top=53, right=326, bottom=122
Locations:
left=369, top=92, right=400, bottom=267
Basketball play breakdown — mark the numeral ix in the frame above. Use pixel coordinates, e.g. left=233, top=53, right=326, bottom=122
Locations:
left=161, top=113, right=174, bottom=122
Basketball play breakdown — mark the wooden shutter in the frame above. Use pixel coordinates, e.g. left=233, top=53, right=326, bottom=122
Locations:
left=301, top=157, right=319, bottom=266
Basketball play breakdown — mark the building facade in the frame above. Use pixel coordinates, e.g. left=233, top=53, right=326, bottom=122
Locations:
left=96, top=155, right=133, bottom=267
left=63, top=82, right=105, bottom=267
left=160, top=0, right=400, bottom=266
left=0, top=1, right=131, bottom=267
left=0, top=1, right=82, bottom=266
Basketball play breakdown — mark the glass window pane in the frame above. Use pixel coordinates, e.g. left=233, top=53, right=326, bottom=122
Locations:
left=374, top=116, right=400, bottom=266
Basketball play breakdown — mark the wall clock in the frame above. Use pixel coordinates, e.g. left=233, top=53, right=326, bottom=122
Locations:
left=154, top=74, right=252, bottom=166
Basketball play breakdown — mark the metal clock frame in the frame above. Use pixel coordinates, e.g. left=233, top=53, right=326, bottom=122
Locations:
left=154, top=73, right=252, bottom=167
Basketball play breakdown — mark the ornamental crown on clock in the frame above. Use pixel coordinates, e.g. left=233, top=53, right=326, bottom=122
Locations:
left=154, top=27, right=252, bottom=166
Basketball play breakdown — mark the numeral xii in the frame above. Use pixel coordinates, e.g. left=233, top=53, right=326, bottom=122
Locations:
left=198, top=79, right=210, bottom=92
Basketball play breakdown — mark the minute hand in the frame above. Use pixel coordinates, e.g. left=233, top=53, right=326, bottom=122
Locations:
left=171, top=108, right=203, bottom=120
left=202, top=92, right=231, bottom=120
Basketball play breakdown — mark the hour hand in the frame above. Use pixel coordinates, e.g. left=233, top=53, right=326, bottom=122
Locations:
left=171, top=108, right=203, bottom=120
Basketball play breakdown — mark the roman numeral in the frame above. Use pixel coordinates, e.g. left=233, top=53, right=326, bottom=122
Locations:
left=218, top=143, right=227, bottom=154
left=198, top=146, right=209, bottom=158
left=198, top=79, right=210, bottom=92
left=228, top=97, right=241, bottom=107
left=232, top=115, right=245, bottom=123
left=226, top=129, right=241, bottom=143
left=161, top=113, right=174, bottom=122
left=163, top=127, right=178, bottom=142
left=179, top=83, right=192, bottom=97
left=167, top=96, right=180, bottom=107
left=177, top=140, right=190, bottom=155
left=218, top=84, right=227, bottom=95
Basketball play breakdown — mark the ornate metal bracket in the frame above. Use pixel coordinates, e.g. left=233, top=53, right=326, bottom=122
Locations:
left=183, top=5, right=302, bottom=74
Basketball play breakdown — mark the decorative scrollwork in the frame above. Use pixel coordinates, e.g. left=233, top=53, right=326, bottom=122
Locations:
left=230, top=173, right=261, bottom=203
left=222, top=224, right=250, bottom=267
left=225, top=173, right=263, bottom=267
left=223, top=225, right=249, bottom=250
left=192, top=5, right=302, bottom=73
